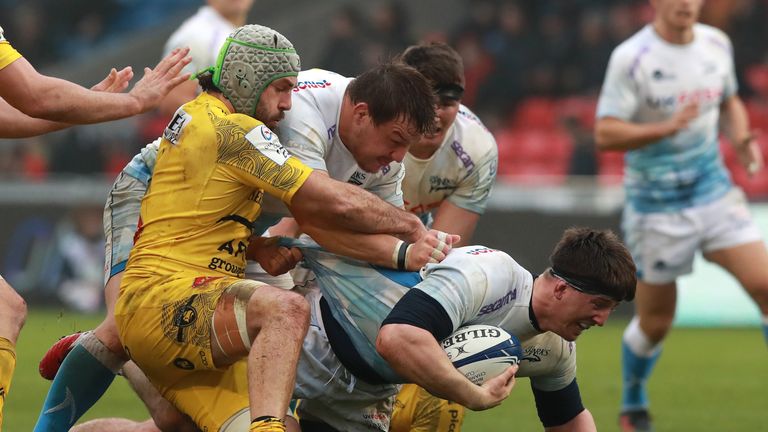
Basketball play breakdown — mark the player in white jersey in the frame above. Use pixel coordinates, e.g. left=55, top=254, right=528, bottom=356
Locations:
left=157, top=0, right=253, bottom=116
left=389, top=42, right=499, bottom=432
left=72, top=227, right=635, bottom=431
left=594, top=1, right=768, bottom=430
left=399, top=43, right=497, bottom=242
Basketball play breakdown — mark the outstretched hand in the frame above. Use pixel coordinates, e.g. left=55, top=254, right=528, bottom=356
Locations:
left=128, top=47, right=192, bottom=113
left=91, top=67, right=134, bottom=93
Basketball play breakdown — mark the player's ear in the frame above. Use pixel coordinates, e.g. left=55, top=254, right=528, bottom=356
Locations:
left=351, top=102, right=370, bottom=123
left=553, top=279, right=568, bottom=300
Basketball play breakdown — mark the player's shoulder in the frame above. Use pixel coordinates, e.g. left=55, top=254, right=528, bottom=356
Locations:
left=609, top=25, right=654, bottom=63
left=694, top=23, right=732, bottom=52
left=447, top=246, right=517, bottom=271
left=454, top=105, right=497, bottom=154
left=294, top=68, right=351, bottom=97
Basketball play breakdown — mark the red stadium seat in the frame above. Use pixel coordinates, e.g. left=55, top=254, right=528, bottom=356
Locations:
left=597, top=150, right=624, bottom=181
left=510, top=98, right=558, bottom=130
left=494, top=126, right=573, bottom=183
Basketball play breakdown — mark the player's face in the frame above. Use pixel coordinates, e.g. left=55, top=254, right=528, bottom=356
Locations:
left=556, top=286, right=618, bottom=342
left=254, top=77, right=296, bottom=130
left=348, top=105, right=422, bottom=173
left=420, top=99, right=460, bottom=148
left=652, top=0, right=702, bottom=31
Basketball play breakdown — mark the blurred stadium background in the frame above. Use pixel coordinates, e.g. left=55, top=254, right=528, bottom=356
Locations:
left=1, top=0, right=767, bottom=430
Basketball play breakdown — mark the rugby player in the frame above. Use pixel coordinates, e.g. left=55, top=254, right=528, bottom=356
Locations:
left=595, top=0, right=768, bottom=430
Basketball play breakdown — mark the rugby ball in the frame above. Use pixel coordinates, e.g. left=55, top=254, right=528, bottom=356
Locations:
left=441, top=324, right=522, bottom=385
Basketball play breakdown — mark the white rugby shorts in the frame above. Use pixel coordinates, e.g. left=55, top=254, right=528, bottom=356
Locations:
left=623, top=187, right=763, bottom=284
left=294, top=286, right=400, bottom=431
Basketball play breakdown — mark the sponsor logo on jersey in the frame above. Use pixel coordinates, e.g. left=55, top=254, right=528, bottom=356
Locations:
left=645, top=88, right=723, bottom=110
left=208, top=257, right=245, bottom=276
left=523, top=346, right=551, bottom=362
left=293, top=79, right=332, bottom=92
left=465, top=247, right=498, bottom=255
left=429, top=176, right=457, bottom=193
left=173, top=357, right=195, bottom=370
left=163, top=110, right=191, bottom=145
left=442, top=327, right=502, bottom=348
left=246, top=125, right=291, bottom=166
left=450, top=141, right=475, bottom=172
left=478, top=288, right=517, bottom=316
left=652, top=69, right=676, bottom=80
left=192, top=276, right=222, bottom=288
left=327, top=124, right=337, bottom=140
left=260, top=127, right=274, bottom=141
left=449, top=409, right=461, bottom=431
left=380, top=164, right=391, bottom=175
left=198, top=350, right=210, bottom=367
left=348, top=170, right=367, bottom=185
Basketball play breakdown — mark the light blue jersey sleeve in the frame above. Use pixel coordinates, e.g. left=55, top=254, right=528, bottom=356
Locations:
left=122, top=139, right=160, bottom=185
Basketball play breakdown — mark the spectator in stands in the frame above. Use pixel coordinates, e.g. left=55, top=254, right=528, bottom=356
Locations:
left=318, top=5, right=367, bottom=77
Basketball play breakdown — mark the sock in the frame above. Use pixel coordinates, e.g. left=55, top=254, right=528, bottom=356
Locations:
left=762, top=315, right=768, bottom=346
left=33, top=333, right=124, bottom=432
left=250, top=416, right=286, bottom=432
left=621, top=317, right=661, bottom=412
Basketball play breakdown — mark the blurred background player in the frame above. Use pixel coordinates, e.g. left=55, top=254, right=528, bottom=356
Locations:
left=390, top=41, right=498, bottom=432
left=594, top=0, right=768, bottom=430
left=0, top=26, right=191, bottom=129
left=158, top=0, right=255, bottom=117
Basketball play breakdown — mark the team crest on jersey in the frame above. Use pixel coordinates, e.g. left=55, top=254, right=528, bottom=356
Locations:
left=246, top=125, right=290, bottom=166
left=348, top=170, right=366, bottom=185
left=163, top=110, right=192, bottom=145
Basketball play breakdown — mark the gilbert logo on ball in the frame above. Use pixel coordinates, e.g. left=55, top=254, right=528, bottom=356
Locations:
left=442, top=324, right=522, bottom=385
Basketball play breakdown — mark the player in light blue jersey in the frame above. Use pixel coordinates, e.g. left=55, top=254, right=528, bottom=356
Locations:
left=71, top=227, right=636, bottom=432
left=595, top=1, right=768, bottom=430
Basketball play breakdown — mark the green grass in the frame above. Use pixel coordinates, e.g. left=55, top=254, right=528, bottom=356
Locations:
left=5, top=310, right=767, bottom=431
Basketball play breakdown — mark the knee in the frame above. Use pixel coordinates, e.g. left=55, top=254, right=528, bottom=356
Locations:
left=152, top=408, right=198, bottom=432
left=639, top=315, right=673, bottom=343
left=745, top=283, right=768, bottom=313
left=253, top=288, right=310, bottom=333
left=0, top=279, right=27, bottom=335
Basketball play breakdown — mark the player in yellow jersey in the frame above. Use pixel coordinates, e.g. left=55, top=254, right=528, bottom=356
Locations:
left=0, top=24, right=192, bottom=138
left=109, top=24, right=436, bottom=432
left=0, top=24, right=189, bottom=429
left=390, top=384, right=465, bottom=432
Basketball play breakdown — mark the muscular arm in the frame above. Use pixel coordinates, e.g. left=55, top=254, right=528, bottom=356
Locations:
left=431, top=201, right=480, bottom=248
left=594, top=103, right=698, bottom=152
left=0, top=48, right=190, bottom=124
left=376, top=323, right=516, bottom=410
left=0, top=66, right=136, bottom=138
left=0, top=97, right=69, bottom=138
left=289, top=171, right=427, bottom=242
left=720, top=94, right=762, bottom=174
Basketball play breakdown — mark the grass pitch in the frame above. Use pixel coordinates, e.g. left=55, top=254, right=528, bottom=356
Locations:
left=5, top=309, right=766, bottom=431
